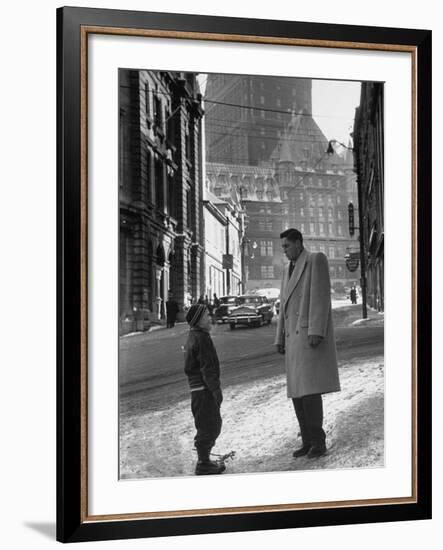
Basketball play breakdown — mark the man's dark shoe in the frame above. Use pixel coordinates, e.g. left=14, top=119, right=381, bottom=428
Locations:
left=195, top=460, right=226, bottom=475
left=292, top=445, right=311, bottom=458
left=307, top=444, right=327, bottom=459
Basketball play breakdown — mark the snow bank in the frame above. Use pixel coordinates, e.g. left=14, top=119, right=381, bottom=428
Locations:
left=120, top=357, right=384, bottom=479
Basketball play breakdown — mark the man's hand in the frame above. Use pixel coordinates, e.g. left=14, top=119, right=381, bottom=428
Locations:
left=276, top=344, right=285, bottom=354
left=308, top=335, right=323, bottom=348
left=212, top=388, right=223, bottom=407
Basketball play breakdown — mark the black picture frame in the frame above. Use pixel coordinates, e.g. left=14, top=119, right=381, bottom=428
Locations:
left=57, top=6, right=432, bottom=543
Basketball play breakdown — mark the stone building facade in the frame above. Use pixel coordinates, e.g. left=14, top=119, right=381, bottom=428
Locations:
left=119, top=70, right=205, bottom=334
left=272, top=111, right=360, bottom=292
left=205, top=74, right=311, bottom=166
left=206, top=163, right=282, bottom=292
left=353, top=82, right=384, bottom=311
left=203, top=196, right=227, bottom=300
left=206, top=108, right=360, bottom=294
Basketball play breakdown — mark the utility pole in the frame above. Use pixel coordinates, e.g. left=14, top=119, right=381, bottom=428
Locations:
left=355, top=175, right=368, bottom=319
left=225, top=221, right=231, bottom=295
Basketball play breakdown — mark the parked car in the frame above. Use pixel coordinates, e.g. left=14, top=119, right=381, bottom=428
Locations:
left=213, top=296, right=239, bottom=323
left=228, top=295, right=274, bottom=329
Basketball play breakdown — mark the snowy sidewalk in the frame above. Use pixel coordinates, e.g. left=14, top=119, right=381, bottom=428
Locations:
left=120, top=354, right=384, bottom=480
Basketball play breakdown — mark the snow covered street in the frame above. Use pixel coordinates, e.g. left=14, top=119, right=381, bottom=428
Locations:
left=120, top=303, right=384, bottom=479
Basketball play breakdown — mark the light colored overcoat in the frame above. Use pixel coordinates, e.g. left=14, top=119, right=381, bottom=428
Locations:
left=275, top=248, right=340, bottom=398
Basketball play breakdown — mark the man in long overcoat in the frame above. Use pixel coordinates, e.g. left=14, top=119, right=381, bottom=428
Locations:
left=275, top=228, right=340, bottom=458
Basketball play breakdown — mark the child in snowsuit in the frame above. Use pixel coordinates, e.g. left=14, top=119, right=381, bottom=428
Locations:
left=184, top=304, right=225, bottom=475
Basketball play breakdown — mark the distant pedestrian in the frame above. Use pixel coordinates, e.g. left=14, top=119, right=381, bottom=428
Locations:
left=275, top=228, right=340, bottom=459
left=213, top=293, right=220, bottom=309
left=197, top=295, right=205, bottom=305
left=350, top=286, right=358, bottom=304
left=184, top=304, right=225, bottom=475
left=165, top=292, right=179, bottom=328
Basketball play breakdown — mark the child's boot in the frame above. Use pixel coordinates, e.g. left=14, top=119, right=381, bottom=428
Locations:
left=195, top=447, right=226, bottom=475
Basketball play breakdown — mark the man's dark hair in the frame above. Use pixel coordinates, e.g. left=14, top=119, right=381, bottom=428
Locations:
left=280, top=228, right=303, bottom=244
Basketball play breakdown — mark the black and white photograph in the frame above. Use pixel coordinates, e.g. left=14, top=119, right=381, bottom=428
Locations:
left=118, top=70, right=385, bottom=480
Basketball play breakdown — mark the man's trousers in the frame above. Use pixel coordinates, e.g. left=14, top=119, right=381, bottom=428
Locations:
left=292, top=393, right=326, bottom=447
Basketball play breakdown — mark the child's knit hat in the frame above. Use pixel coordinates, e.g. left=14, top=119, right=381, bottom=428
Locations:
left=185, top=304, right=206, bottom=327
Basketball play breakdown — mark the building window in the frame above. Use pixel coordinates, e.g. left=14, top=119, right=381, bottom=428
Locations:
left=310, top=222, right=315, bottom=234
left=319, top=206, right=324, bottom=219
left=300, top=207, right=305, bottom=217
left=328, top=222, right=333, bottom=234
left=300, top=192, right=304, bottom=201
left=261, top=265, right=275, bottom=279
left=260, top=110, right=265, bottom=118
left=154, top=95, right=162, bottom=129
left=276, top=98, right=281, bottom=107
left=119, top=108, right=128, bottom=191
left=338, top=225, right=343, bottom=236
left=337, top=195, right=341, bottom=204
left=185, top=121, right=192, bottom=161
left=260, top=96, right=265, bottom=104
left=319, top=244, right=325, bottom=253
left=319, top=222, right=325, bottom=235
left=167, top=172, right=175, bottom=217
left=144, top=82, right=150, bottom=117
left=260, top=240, right=273, bottom=256
left=309, top=206, right=314, bottom=217
left=186, top=189, right=192, bottom=229
left=329, top=247, right=335, bottom=258
left=300, top=223, right=305, bottom=233
left=328, top=207, right=333, bottom=218
left=155, top=158, right=164, bottom=210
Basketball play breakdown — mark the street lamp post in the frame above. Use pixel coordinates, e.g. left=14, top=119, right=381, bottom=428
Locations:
left=241, top=237, right=249, bottom=294
left=327, top=139, right=368, bottom=319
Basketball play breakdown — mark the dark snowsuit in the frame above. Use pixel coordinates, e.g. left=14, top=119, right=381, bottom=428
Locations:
left=184, top=327, right=222, bottom=454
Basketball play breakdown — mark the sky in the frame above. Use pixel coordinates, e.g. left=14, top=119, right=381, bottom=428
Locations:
left=312, top=79, right=362, bottom=147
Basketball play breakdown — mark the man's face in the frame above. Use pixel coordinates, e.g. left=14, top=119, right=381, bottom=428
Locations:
left=281, top=237, right=302, bottom=262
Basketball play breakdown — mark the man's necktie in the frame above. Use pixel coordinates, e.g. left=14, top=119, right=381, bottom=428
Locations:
left=288, top=261, right=295, bottom=278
